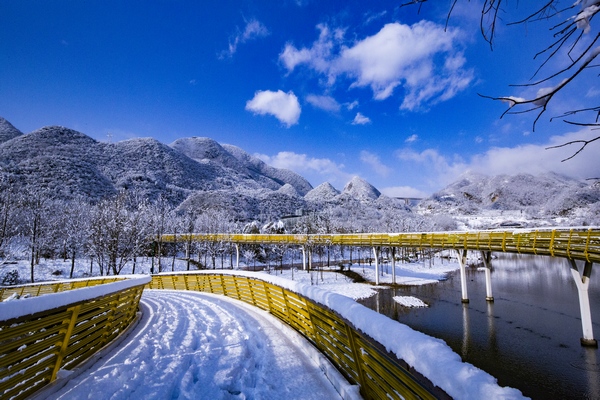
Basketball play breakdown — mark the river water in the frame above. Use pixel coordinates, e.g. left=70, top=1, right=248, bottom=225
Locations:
left=357, top=254, right=600, bottom=399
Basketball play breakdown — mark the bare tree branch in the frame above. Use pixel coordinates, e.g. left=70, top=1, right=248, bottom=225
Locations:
left=546, top=136, right=600, bottom=162
left=403, top=0, right=600, bottom=159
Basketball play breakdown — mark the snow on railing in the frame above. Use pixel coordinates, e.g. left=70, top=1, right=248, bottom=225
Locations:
left=0, top=275, right=150, bottom=399
left=148, top=271, right=525, bottom=400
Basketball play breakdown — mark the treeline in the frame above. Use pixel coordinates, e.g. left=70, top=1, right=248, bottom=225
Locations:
left=0, top=182, right=456, bottom=283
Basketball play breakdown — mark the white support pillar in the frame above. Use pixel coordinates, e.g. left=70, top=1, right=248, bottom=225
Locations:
left=373, top=247, right=379, bottom=285
left=480, top=251, right=494, bottom=302
left=234, top=244, right=239, bottom=269
left=391, top=247, right=396, bottom=285
left=569, top=260, right=597, bottom=347
left=457, top=249, right=469, bottom=303
left=301, top=246, right=307, bottom=271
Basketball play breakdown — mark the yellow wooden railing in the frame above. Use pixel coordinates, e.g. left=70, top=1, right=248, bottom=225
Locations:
left=162, top=228, right=600, bottom=263
left=0, top=277, right=133, bottom=302
left=0, top=276, right=149, bottom=400
left=148, top=272, right=444, bottom=400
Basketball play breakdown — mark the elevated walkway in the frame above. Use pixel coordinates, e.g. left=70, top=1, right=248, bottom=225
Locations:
left=161, top=228, right=599, bottom=346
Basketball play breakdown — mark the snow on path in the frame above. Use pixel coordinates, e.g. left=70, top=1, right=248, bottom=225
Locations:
left=49, top=290, right=345, bottom=400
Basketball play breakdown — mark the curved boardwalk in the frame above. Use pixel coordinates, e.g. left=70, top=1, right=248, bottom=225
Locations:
left=49, top=290, right=344, bottom=399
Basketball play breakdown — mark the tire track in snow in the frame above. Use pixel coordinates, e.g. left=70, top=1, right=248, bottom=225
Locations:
left=51, top=290, right=343, bottom=400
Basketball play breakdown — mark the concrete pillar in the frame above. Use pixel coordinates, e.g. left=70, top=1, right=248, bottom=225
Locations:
left=457, top=249, right=469, bottom=303
left=480, top=251, right=494, bottom=302
left=569, top=260, right=597, bottom=347
left=373, top=247, right=379, bottom=285
left=391, top=247, right=396, bottom=285
left=301, top=246, right=306, bottom=271
left=234, top=244, right=239, bottom=269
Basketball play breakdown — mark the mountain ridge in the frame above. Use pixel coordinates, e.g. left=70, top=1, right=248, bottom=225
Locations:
left=0, top=117, right=597, bottom=227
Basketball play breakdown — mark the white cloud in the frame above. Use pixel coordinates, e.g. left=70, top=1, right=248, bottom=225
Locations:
left=222, top=19, right=269, bottom=58
left=245, top=90, right=301, bottom=127
left=306, top=94, right=341, bottom=112
left=255, top=151, right=351, bottom=184
left=279, top=21, right=473, bottom=110
left=585, top=87, right=600, bottom=98
left=345, top=100, right=359, bottom=110
left=405, top=134, right=418, bottom=143
left=352, top=112, right=371, bottom=125
left=364, top=10, right=388, bottom=26
left=380, top=186, right=429, bottom=198
left=360, top=150, right=391, bottom=176
left=280, top=24, right=343, bottom=82
left=395, top=127, right=600, bottom=190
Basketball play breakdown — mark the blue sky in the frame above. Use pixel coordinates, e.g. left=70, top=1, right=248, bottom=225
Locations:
left=2, top=0, right=599, bottom=196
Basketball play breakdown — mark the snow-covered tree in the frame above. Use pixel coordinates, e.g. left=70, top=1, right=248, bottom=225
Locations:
left=17, top=188, right=53, bottom=282
left=0, top=173, right=18, bottom=255
left=89, top=190, right=150, bottom=276
left=196, top=209, right=236, bottom=269
left=146, top=195, right=172, bottom=273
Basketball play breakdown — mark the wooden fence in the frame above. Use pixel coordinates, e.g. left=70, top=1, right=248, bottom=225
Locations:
left=0, top=276, right=149, bottom=400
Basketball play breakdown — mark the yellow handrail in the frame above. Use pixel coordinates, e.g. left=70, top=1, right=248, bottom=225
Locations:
left=163, top=228, right=600, bottom=263
left=0, top=277, right=131, bottom=302
left=148, top=272, right=442, bottom=400
left=0, top=276, right=149, bottom=400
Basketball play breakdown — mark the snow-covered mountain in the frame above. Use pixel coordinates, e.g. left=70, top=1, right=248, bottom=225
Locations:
left=221, top=143, right=313, bottom=196
left=170, top=137, right=312, bottom=195
left=1, top=118, right=597, bottom=227
left=304, top=182, right=340, bottom=202
left=0, top=120, right=312, bottom=205
left=341, top=176, right=381, bottom=202
left=418, top=172, right=600, bottom=227
left=0, top=117, right=22, bottom=144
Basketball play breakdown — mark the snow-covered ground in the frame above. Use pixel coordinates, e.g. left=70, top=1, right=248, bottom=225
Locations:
left=258, top=258, right=459, bottom=301
left=1, top=255, right=462, bottom=305
left=37, top=290, right=354, bottom=400
left=4, top=255, right=527, bottom=399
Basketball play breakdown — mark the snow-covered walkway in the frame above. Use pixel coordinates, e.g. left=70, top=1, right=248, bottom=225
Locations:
left=44, top=290, right=347, bottom=399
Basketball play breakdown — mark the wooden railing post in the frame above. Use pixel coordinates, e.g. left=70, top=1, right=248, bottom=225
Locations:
left=51, top=305, right=81, bottom=381
left=345, top=323, right=366, bottom=391
left=100, top=295, right=121, bottom=347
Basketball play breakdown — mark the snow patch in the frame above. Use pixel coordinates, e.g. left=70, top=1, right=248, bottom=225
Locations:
left=393, top=295, right=428, bottom=308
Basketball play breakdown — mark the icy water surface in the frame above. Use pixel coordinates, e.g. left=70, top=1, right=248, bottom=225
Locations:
left=358, top=254, right=600, bottom=400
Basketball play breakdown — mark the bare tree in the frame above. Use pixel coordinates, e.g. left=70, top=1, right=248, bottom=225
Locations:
left=89, top=191, right=150, bottom=276
left=0, top=174, right=18, bottom=256
left=62, top=198, right=91, bottom=278
left=146, top=195, right=172, bottom=273
left=196, top=210, right=236, bottom=269
left=403, top=0, right=600, bottom=160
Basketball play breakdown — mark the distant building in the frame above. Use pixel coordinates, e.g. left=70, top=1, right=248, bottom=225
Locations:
left=395, top=197, right=423, bottom=207
left=279, top=209, right=307, bottom=231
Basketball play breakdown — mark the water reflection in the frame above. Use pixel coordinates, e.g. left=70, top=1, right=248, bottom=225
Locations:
left=462, top=303, right=469, bottom=358
left=358, top=254, right=600, bottom=399
left=486, top=301, right=497, bottom=354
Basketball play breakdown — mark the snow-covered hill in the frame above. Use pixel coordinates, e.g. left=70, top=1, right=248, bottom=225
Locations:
left=1, top=118, right=598, bottom=228
left=304, top=182, right=340, bottom=203
left=0, top=120, right=311, bottom=205
left=0, top=117, right=22, bottom=144
left=170, top=137, right=312, bottom=195
left=341, top=176, right=381, bottom=202
left=417, top=172, right=600, bottom=228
